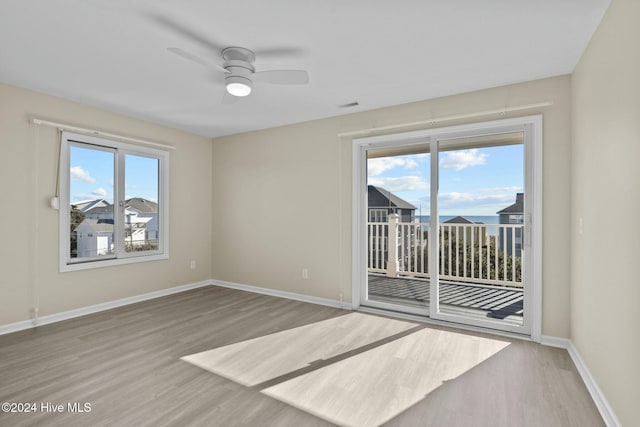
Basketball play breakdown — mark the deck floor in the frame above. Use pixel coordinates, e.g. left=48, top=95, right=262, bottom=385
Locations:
left=368, top=274, right=523, bottom=322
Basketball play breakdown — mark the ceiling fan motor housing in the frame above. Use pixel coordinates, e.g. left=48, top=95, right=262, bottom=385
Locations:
left=222, top=47, right=256, bottom=96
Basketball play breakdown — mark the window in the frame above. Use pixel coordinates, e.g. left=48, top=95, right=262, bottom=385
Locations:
left=60, top=131, right=169, bottom=271
left=369, top=209, right=388, bottom=223
left=509, top=214, right=524, bottom=224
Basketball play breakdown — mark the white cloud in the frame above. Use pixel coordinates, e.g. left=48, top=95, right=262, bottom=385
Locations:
left=439, top=149, right=487, bottom=171
left=70, top=166, right=96, bottom=184
left=369, top=176, right=429, bottom=192
left=439, top=191, right=512, bottom=203
left=72, top=193, right=112, bottom=203
left=368, top=156, right=419, bottom=176
left=405, top=159, right=418, bottom=169
left=478, top=186, right=522, bottom=194
left=92, top=188, right=108, bottom=197
left=436, top=191, right=514, bottom=213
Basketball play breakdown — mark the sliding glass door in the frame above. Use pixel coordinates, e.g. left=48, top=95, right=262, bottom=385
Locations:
left=363, top=145, right=430, bottom=316
left=430, top=133, right=528, bottom=333
left=357, top=117, right=539, bottom=336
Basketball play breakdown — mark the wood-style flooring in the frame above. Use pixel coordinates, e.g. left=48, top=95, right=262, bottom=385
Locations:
left=0, top=286, right=604, bottom=427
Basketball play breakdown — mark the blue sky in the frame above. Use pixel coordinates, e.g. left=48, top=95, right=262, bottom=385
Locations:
left=69, top=145, right=158, bottom=203
left=368, top=144, right=523, bottom=216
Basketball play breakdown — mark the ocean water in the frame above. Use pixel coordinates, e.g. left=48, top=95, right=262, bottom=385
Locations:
left=417, top=215, right=500, bottom=235
left=417, top=215, right=499, bottom=224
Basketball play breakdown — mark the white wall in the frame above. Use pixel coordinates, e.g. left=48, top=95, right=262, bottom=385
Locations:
left=571, top=0, right=640, bottom=425
left=0, top=83, right=213, bottom=325
left=212, top=75, right=573, bottom=338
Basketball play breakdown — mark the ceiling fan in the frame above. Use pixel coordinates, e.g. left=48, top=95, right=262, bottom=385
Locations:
left=153, top=14, right=309, bottom=102
left=168, top=46, right=309, bottom=102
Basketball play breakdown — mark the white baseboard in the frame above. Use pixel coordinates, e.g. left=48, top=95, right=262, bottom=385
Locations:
left=541, top=335, right=620, bottom=427
left=0, top=280, right=213, bottom=336
left=211, top=279, right=353, bottom=310
left=539, top=334, right=571, bottom=349
left=565, top=340, right=621, bottom=427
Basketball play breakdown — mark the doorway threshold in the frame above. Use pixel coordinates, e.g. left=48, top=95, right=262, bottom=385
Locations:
left=357, top=305, right=534, bottom=342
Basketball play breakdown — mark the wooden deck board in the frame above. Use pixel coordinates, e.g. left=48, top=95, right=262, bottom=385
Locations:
left=368, top=274, right=524, bottom=320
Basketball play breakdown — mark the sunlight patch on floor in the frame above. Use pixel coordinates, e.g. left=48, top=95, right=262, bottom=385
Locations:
left=181, top=312, right=417, bottom=386
left=262, top=328, right=510, bottom=427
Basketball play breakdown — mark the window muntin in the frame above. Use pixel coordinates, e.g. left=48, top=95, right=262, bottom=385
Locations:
left=369, top=209, right=388, bottom=223
left=509, top=214, right=524, bottom=224
left=60, top=132, right=169, bottom=271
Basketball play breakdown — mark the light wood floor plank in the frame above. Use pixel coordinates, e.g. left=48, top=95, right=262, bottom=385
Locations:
left=0, top=286, right=603, bottom=426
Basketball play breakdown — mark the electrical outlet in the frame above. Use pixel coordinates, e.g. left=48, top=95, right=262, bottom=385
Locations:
left=302, top=268, right=308, bottom=279
left=190, top=260, right=196, bottom=269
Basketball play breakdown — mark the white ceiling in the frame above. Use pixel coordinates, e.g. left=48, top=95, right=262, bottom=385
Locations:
left=0, top=0, right=609, bottom=138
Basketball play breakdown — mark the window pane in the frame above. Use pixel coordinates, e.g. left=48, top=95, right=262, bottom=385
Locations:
left=124, top=154, right=159, bottom=253
left=69, top=145, right=115, bottom=260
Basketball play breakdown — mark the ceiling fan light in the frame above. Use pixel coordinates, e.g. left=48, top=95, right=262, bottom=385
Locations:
left=226, top=76, right=252, bottom=97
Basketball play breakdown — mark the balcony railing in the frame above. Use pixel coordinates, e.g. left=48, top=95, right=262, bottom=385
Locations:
left=368, top=214, right=523, bottom=288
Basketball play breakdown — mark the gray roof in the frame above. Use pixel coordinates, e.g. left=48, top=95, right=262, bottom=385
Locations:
left=73, top=198, right=110, bottom=212
left=125, top=197, right=158, bottom=213
left=85, top=205, right=113, bottom=215
left=444, top=216, right=476, bottom=224
left=76, top=218, right=113, bottom=233
left=368, top=186, right=417, bottom=210
left=497, top=193, right=524, bottom=214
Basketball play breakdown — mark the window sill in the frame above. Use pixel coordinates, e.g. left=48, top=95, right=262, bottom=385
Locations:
left=60, top=252, right=169, bottom=272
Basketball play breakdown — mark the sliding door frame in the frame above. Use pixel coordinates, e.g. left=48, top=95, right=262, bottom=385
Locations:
left=352, top=115, right=542, bottom=341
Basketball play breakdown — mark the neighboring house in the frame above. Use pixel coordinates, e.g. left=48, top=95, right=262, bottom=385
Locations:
left=367, top=186, right=417, bottom=270
left=125, top=198, right=158, bottom=242
left=74, top=198, right=110, bottom=213
left=443, top=216, right=488, bottom=246
left=497, top=193, right=524, bottom=257
left=73, top=198, right=158, bottom=254
left=84, top=204, right=114, bottom=221
left=75, top=219, right=114, bottom=258
left=367, top=185, right=416, bottom=223
left=124, top=218, right=151, bottom=247
left=444, top=216, right=476, bottom=224
left=83, top=200, right=158, bottom=241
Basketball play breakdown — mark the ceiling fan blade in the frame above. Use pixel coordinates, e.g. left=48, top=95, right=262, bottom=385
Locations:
left=167, top=47, right=208, bottom=67
left=167, top=47, right=228, bottom=73
left=253, top=70, right=309, bottom=85
left=253, top=47, right=304, bottom=58
left=151, top=13, right=227, bottom=54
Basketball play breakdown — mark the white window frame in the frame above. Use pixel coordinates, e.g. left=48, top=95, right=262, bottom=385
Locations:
left=509, top=214, right=524, bottom=224
left=369, top=209, right=388, bottom=223
left=59, top=131, right=170, bottom=272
